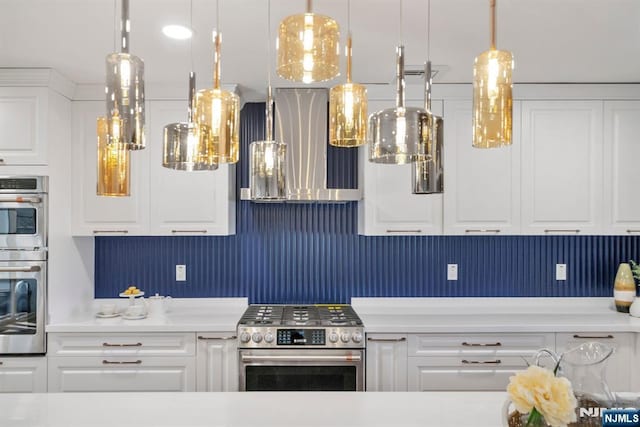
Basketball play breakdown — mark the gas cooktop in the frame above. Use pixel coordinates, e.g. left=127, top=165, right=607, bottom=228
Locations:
left=237, top=304, right=365, bottom=349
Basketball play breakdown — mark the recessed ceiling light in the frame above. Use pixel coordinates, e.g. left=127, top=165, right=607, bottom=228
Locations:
left=162, top=25, right=193, bottom=40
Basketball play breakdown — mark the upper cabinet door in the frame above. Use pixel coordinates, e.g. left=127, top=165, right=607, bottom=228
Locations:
left=521, top=101, right=603, bottom=235
left=147, top=101, right=235, bottom=236
left=358, top=99, right=443, bottom=236
left=603, top=101, right=640, bottom=235
left=71, top=101, right=149, bottom=236
left=443, top=100, right=521, bottom=235
left=0, top=87, right=48, bottom=165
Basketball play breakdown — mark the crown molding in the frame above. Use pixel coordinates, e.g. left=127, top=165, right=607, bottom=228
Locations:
left=0, top=68, right=76, bottom=99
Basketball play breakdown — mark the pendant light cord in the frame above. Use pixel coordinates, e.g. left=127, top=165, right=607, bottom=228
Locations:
left=120, top=0, right=129, bottom=53
left=427, top=0, right=431, bottom=60
left=112, top=0, right=117, bottom=52
left=188, top=0, right=195, bottom=122
left=213, top=0, right=221, bottom=89
left=346, top=0, right=352, bottom=83
left=189, top=0, right=194, bottom=71
left=490, top=0, right=496, bottom=49
left=266, top=0, right=273, bottom=141
left=425, top=0, right=432, bottom=111
left=399, top=0, right=403, bottom=46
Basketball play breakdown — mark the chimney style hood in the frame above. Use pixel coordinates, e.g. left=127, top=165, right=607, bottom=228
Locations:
left=241, top=88, right=362, bottom=203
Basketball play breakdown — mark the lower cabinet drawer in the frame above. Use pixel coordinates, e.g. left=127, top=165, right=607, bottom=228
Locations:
left=47, top=356, right=196, bottom=392
left=408, top=356, right=528, bottom=391
left=408, top=333, right=555, bottom=357
left=0, top=356, right=47, bottom=393
left=48, top=333, right=196, bottom=357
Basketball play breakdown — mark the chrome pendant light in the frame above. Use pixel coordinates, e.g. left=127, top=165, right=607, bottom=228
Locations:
left=106, top=0, right=146, bottom=150
left=369, top=0, right=429, bottom=164
left=413, top=0, right=443, bottom=194
left=250, top=0, right=287, bottom=201
left=195, top=1, right=240, bottom=164
left=97, top=116, right=130, bottom=196
left=472, top=0, right=514, bottom=148
left=163, top=73, right=217, bottom=171
left=277, top=0, right=340, bottom=83
left=329, top=0, right=367, bottom=147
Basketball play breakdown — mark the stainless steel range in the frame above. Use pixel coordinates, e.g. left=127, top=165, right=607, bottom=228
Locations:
left=237, top=305, right=365, bottom=391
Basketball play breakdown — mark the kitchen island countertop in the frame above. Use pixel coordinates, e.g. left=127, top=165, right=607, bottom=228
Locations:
left=0, top=391, right=506, bottom=427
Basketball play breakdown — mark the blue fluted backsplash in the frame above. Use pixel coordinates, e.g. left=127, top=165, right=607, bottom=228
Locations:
left=95, top=103, right=639, bottom=302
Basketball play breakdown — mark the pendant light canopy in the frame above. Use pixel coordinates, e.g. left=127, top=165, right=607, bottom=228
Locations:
left=472, top=0, right=513, bottom=148
left=97, top=117, right=130, bottom=197
left=195, top=30, right=240, bottom=164
left=105, top=0, right=146, bottom=150
left=163, top=73, right=217, bottom=171
left=368, top=46, right=429, bottom=164
left=277, top=0, right=340, bottom=83
left=329, top=0, right=367, bottom=148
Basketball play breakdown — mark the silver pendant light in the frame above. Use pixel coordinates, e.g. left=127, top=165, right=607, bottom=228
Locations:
left=105, top=0, right=146, bottom=150
left=162, top=0, right=217, bottom=171
left=413, top=0, right=443, bottom=194
left=250, top=0, right=287, bottom=200
left=368, top=0, right=429, bottom=164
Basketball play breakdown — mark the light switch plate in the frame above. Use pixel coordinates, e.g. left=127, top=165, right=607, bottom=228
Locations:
left=447, top=264, right=458, bottom=281
left=556, top=264, right=567, bottom=281
left=176, top=264, right=186, bottom=282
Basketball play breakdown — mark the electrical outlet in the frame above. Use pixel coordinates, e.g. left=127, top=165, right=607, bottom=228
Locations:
left=556, top=264, right=567, bottom=281
left=447, top=264, right=458, bottom=281
left=176, top=264, right=186, bottom=282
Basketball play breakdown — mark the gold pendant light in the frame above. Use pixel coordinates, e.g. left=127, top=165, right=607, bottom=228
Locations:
left=195, top=13, right=240, bottom=164
left=97, top=117, right=130, bottom=196
left=105, top=0, right=146, bottom=150
left=472, top=0, right=514, bottom=148
left=250, top=1, right=287, bottom=201
left=329, top=0, right=367, bottom=147
left=277, top=0, right=340, bottom=83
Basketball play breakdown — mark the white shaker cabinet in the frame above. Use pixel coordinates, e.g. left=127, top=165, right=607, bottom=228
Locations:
left=0, top=87, right=49, bottom=166
left=603, top=101, right=640, bottom=235
left=196, top=332, right=239, bottom=392
left=556, top=332, right=633, bottom=393
left=71, top=101, right=149, bottom=236
left=0, top=356, right=47, bottom=393
left=147, top=101, right=235, bottom=236
left=521, top=101, right=603, bottom=235
left=443, top=100, right=521, bottom=235
left=365, top=334, right=408, bottom=391
left=358, top=100, right=443, bottom=236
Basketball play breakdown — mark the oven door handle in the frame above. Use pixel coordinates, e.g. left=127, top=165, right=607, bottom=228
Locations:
left=241, top=354, right=362, bottom=363
left=0, top=266, right=41, bottom=273
left=0, top=196, right=42, bottom=204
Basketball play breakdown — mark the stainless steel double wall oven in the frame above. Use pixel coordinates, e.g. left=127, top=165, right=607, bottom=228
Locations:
left=0, top=176, right=48, bottom=354
left=237, top=305, right=365, bottom=391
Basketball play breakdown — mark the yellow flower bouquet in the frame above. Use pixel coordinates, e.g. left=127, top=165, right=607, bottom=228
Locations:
left=507, top=365, right=577, bottom=427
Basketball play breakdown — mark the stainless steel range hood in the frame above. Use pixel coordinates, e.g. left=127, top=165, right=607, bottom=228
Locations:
left=241, top=88, right=362, bottom=203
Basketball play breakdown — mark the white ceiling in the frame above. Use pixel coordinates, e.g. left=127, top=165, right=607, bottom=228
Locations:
left=1, top=0, right=639, bottom=100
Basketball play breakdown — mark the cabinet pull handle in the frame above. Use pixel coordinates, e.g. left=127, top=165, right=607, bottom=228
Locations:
left=367, top=337, right=407, bottom=342
left=102, top=360, right=142, bottom=365
left=462, top=342, right=502, bottom=347
left=102, top=342, right=143, bottom=347
left=198, top=335, right=237, bottom=340
left=0, top=265, right=41, bottom=273
left=544, top=229, right=580, bottom=234
left=464, top=229, right=501, bottom=234
left=386, top=230, right=422, bottom=233
left=0, top=196, right=42, bottom=204
left=572, top=334, right=614, bottom=339
left=461, top=359, right=502, bottom=364
left=626, top=230, right=640, bottom=234
left=93, top=230, right=129, bottom=234
left=172, top=230, right=208, bottom=234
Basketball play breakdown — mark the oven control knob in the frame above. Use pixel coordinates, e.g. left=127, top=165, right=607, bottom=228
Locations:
left=252, top=332, right=263, bottom=343
left=240, top=332, right=251, bottom=343
left=328, top=332, right=339, bottom=343
left=264, top=332, right=274, bottom=343
left=352, top=332, right=363, bottom=343
left=340, top=332, right=351, bottom=343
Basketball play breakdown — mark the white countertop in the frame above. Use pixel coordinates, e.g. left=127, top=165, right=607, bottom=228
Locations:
left=0, top=391, right=506, bottom=427
left=46, top=298, right=247, bottom=333
left=351, top=297, right=640, bottom=333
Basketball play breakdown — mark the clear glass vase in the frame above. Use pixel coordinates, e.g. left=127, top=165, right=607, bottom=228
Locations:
left=559, top=341, right=615, bottom=407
